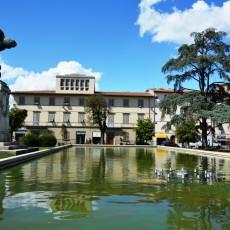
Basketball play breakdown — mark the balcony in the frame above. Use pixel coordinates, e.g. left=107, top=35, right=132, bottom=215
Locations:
left=23, top=121, right=138, bottom=128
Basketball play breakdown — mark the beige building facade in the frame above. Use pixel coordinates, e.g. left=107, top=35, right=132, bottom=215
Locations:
left=12, top=74, right=173, bottom=145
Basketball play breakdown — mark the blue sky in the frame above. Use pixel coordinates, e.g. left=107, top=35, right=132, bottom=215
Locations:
left=0, top=0, right=230, bottom=92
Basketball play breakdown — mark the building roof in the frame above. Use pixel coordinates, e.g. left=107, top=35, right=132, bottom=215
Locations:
left=56, top=74, right=95, bottom=79
left=11, top=90, right=56, bottom=95
left=97, top=91, right=152, bottom=97
left=11, top=90, right=153, bottom=97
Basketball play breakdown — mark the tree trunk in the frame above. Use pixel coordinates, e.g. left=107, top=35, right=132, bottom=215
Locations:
left=201, top=118, right=208, bottom=147
left=101, top=130, right=105, bottom=144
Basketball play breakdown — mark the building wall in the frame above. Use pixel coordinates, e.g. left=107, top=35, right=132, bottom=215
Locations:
left=12, top=75, right=161, bottom=144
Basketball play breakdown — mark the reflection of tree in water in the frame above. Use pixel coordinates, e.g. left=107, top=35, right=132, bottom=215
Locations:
left=136, top=148, right=154, bottom=174
left=152, top=182, right=229, bottom=229
left=176, top=153, right=198, bottom=170
left=91, top=148, right=106, bottom=184
left=0, top=174, right=5, bottom=221
left=60, top=149, right=68, bottom=174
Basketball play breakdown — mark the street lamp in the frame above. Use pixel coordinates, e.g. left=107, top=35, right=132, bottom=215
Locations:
left=151, top=95, right=158, bottom=136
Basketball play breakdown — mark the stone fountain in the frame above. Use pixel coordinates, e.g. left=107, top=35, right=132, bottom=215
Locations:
left=0, top=29, right=37, bottom=154
left=0, top=79, right=10, bottom=142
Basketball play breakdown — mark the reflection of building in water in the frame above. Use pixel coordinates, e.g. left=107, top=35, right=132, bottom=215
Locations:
left=21, top=147, right=151, bottom=185
left=21, top=147, right=230, bottom=185
left=6, top=147, right=144, bottom=215
left=1, top=147, right=230, bottom=219
left=155, top=149, right=177, bottom=170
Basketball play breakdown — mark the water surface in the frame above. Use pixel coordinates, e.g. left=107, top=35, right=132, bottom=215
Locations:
left=0, top=147, right=229, bottom=229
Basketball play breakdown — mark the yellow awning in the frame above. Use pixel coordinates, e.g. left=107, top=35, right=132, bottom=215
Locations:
left=155, top=133, right=168, bottom=138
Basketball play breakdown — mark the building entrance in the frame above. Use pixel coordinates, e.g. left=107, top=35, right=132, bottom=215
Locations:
left=92, top=131, right=101, bottom=144
left=76, top=131, right=86, bottom=144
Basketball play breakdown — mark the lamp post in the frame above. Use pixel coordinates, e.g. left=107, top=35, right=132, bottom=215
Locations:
left=151, top=95, right=158, bottom=136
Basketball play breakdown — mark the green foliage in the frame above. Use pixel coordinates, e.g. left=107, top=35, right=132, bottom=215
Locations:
left=0, top=29, right=17, bottom=51
left=9, top=107, right=27, bottom=138
left=39, top=133, right=57, bottom=147
left=162, top=28, right=230, bottom=93
left=85, top=94, right=110, bottom=144
left=175, top=116, right=200, bottom=144
left=20, top=132, right=40, bottom=147
left=135, top=118, right=154, bottom=141
left=61, top=124, right=68, bottom=141
left=20, top=132, right=57, bottom=147
left=160, top=28, right=230, bottom=146
left=0, top=153, right=13, bottom=159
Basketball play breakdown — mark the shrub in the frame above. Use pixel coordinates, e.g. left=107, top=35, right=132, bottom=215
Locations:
left=39, top=133, right=57, bottom=147
left=20, top=132, right=57, bottom=147
left=20, top=132, right=40, bottom=147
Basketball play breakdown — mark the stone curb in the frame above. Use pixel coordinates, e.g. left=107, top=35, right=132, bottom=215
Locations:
left=158, top=146, right=230, bottom=158
left=0, top=144, right=72, bottom=170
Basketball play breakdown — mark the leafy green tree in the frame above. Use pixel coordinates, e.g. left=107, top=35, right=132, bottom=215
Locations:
left=160, top=28, right=230, bottom=147
left=135, top=118, right=154, bottom=142
left=175, top=116, right=200, bottom=147
left=85, top=94, right=110, bottom=144
left=9, top=107, right=27, bottom=140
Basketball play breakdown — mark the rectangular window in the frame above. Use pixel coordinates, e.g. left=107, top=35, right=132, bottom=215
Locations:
left=49, top=97, right=55, bottom=106
left=65, top=79, right=69, bottom=90
left=108, top=98, right=114, bottom=107
left=33, top=112, right=40, bottom=126
left=48, top=112, right=55, bottom=122
left=63, top=113, right=70, bottom=123
left=123, top=113, right=129, bottom=124
left=123, top=99, right=129, bottom=107
left=34, top=97, right=40, bottom=105
left=78, top=112, right=85, bottom=123
left=138, top=114, right=145, bottom=121
left=79, top=98, right=85, bottom=106
left=85, top=80, right=89, bottom=88
left=64, top=97, right=70, bottom=105
left=80, top=79, right=84, bottom=90
left=70, top=79, right=74, bottom=90
left=19, top=96, right=25, bottom=105
left=75, top=80, right=79, bottom=90
left=108, top=114, right=114, bottom=127
left=60, top=79, right=65, bottom=86
left=138, top=99, right=144, bottom=108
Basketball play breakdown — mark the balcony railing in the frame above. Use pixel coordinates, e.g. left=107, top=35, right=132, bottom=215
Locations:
left=23, top=121, right=138, bottom=128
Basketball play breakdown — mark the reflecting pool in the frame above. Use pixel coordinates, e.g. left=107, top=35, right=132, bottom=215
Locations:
left=0, top=147, right=230, bottom=229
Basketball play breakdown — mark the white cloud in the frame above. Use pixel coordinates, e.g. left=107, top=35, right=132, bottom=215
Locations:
left=0, top=60, right=102, bottom=91
left=137, top=0, right=230, bottom=44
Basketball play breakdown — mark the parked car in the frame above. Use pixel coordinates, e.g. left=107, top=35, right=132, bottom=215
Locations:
left=189, top=141, right=220, bottom=149
left=161, top=141, right=180, bottom=147
left=135, top=141, right=150, bottom=145
left=189, top=135, right=221, bottom=149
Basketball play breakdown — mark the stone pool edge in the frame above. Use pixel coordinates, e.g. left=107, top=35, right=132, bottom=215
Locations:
left=157, top=145, right=230, bottom=159
left=0, top=144, right=72, bottom=170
